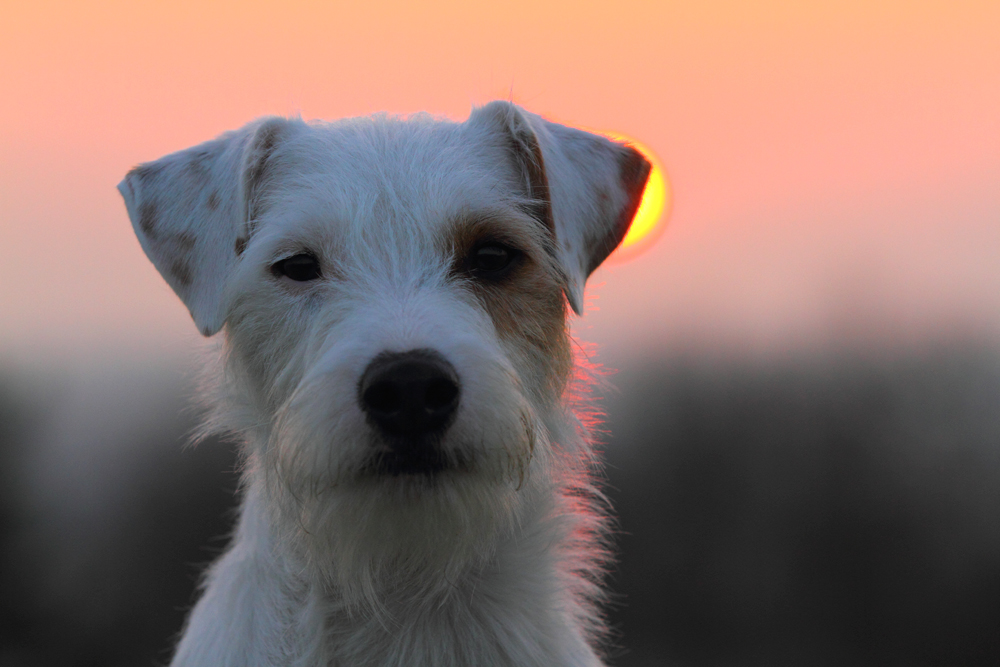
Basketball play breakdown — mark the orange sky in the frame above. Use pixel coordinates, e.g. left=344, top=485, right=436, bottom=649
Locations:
left=2, top=1, right=999, bottom=362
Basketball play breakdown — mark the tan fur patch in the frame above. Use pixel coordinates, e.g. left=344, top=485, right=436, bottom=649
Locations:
left=447, top=214, right=571, bottom=402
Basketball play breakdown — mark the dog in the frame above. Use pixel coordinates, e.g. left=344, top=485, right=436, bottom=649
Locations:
left=118, top=101, right=650, bottom=666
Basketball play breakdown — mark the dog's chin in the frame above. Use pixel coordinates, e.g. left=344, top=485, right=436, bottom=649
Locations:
left=290, top=449, right=521, bottom=597
left=362, top=437, right=470, bottom=479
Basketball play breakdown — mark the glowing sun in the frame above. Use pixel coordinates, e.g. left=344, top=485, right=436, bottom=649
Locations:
left=605, top=133, right=670, bottom=261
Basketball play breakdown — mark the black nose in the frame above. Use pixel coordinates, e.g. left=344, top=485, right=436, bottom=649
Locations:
left=359, top=349, right=460, bottom=438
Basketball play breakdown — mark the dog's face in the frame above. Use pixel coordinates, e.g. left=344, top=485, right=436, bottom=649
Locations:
left=119, top=103, right=649, bottom=588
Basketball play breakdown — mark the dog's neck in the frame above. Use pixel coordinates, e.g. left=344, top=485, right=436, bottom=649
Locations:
left=171, top=453, right=606, bottom=667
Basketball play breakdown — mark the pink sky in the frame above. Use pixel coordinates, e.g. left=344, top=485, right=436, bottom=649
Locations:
left=2, top=1, right=998, bottom=363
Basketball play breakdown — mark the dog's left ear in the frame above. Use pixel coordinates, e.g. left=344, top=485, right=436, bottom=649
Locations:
left=118, top=117, right=299, bottom=336
left=469, top=101, right=651, bottom=314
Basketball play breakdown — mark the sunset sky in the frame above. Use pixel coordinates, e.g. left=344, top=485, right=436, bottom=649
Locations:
left=2, top=0, right=998, bottom=365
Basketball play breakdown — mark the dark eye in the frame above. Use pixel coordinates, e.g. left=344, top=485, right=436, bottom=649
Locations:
left=471, top=243, right=520, bottom=278
left=272, top=253, right=322, bottom=282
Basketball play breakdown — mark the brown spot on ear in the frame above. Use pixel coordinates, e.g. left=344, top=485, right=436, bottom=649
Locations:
left=186, top=148, right=212, bottom=176
left=138, top=200, right=158, bottom=238
left=585, top=145, right=651, bottom=275
left=174, top=232, right=196, bottom=252
left=619, top=145, right=653, bottom=195
left=170, top=257, right=193, bottom=287
left=245, top=122, right=283, bottom=223
left=234, top=237, right=247, bottom=256
left=128, top=163, right=162, bottom=182
left=506, top=123, right=555, bottom=237
left=206, top=190, right=220, bottom=210
left=258, top=122, right=279, bottom=152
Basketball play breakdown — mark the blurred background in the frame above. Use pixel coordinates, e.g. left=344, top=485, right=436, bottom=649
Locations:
left=1, top=1, right=998, bottom=665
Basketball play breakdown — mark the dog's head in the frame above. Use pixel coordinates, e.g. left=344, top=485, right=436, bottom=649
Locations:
left=119, top=102, right=649, bottom=588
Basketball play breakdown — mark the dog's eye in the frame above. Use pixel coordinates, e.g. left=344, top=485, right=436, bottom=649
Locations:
left=273, top=253, right=322, bottom=282
left=472, top=243, right=520, bottom=277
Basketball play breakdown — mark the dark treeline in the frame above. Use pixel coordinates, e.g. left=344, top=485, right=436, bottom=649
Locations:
left=1, top=342, right=998, bottom=666
left=603, top=344, right=1000, bottom=666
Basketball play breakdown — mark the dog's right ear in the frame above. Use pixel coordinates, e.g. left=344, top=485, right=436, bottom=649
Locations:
left=118, top=117, right=298, bottom=336
left=468, top=102, right=651, bottom=315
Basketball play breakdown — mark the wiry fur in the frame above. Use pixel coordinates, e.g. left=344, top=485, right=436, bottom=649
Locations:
left=118, top=102, right=650, bottom=666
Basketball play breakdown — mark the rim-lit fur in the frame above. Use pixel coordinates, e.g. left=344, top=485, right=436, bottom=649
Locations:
left=118, top=103, right=650, bottom=667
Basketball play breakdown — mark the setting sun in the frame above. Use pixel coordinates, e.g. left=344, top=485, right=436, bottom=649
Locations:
left=605, top=133, right=670, bottom=260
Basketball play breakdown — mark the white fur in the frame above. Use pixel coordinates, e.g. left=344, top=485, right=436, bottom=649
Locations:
left=119, top=102, right=649, bottom=666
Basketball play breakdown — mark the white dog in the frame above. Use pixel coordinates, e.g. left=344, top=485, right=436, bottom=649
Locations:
left=119, top=101, right=650, bottom=667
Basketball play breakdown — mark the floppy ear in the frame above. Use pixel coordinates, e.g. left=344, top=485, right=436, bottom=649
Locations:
left=469, top=101, right=651, bottom=314
left=118, top=117, right=298, bottom=336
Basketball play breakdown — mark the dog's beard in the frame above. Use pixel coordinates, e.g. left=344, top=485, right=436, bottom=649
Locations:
left=263, top=373, right=547, bottom=610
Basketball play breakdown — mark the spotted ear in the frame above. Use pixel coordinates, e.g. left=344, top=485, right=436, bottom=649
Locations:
left=470, top=101, right=651, bottom=314
left=118, top=117, right=298, bottom=336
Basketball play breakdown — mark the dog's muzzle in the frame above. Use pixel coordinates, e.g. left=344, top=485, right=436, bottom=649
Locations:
left=359, top=349, right=461, bottom=475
